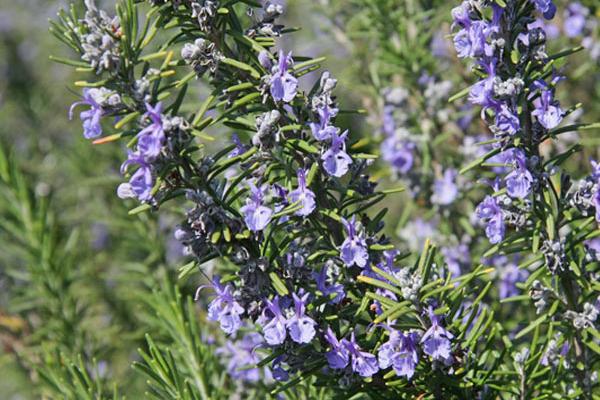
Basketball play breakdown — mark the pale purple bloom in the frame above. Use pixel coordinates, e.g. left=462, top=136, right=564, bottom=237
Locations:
left=489, top=148, right=520, bottom=174
left=546, top=22, right=561, bottom=39
left=228, top=134, right=248, bottom=158
left=286, top=292, right=316, bottom=344
left=431, top=31, right=450, bottom=59
left=381, top=138, right=415, bottom=175
left=382, top=105, right=396, bottom=136
left=441, top=244, right=470, bottom=277
left=453, top=28, right=473, bottom=59
left=451, top=2, right=471, bottom=28
left=240, top=183, right=273, bottom=232
left=69, top=88, right=104, bottom=139
left=258, top=50, right=272, bottom=69
left=532, top=90, right=563, bottom=130
left=377, top=330, right=420, bottom=379
left=585, top=237, right=600, bottom=260
left=432, top=168, right=459, bottom=206
left=498, top=259, right=529, bottom=299
left=260, top=296, right=288, bottom=345
left=468, top=60, right=498, bottom=111
left=454, top=21, right=487, bottom=58
left=136, top=102, right=165, bottom=160
left=118, top=151, right=154, bottom=201
left=340, top=216, right=368, bottom=268
left=310, top=105, right=339, bottom=141
left=392, top=332, right=420, bottom=379
left=532, top=0, right=556, bottom=20
left=271, top=356, right=289, bottom=382
left=540, top=339, right=570, bottom=367
left=314, top=264, right=346, bottom=304
left=476, top=182, right=505, bottom=244
left=469, top=77, right=495, bottom=109
left=457, top=104, right=475, bottom=131
left=270, top=50, right=298, bottom=103
left=378, top=330, right=401, bottom=370
left=528, top=19, right=560, bottom=39
left=495, top=105, right=520, bottom=136
left=344, top=332, right=379, bottom=377
left=288, top=168, right=316, bottom=216
left=505, top=152, right=533, bottom=199
left=218, top=333, right=267, bottom=382
left=421, top=307, right=453, bottom=364
left=324, top=327, right=350, bottom=369
left=322, top=130, right=352, bottom=177
left=564, top=3, right=588, bottom=38
left=200, top=276, right=244, bottom=335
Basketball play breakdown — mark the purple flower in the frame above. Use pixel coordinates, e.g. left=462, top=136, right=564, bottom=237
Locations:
left=495, top=105, right=520, bottom=136
left=498, top=259, right=529, bottom=299
left=532, top=0, right=556, bottom=20
left=441, top=243, right=471, bottom=277
left=324, top=327, right=350, bottom=369
left=564, top=3, right=588, bottom=38
left=270, top=50, right=298, bottom=103
left=476, top=195, right=505, bottom=244
left=218, top=333, right=267, bottom=382
left=532, top=90, right=563, bottom=130
left=585, top=237, right=600, bottom=260
left=505, top=152, right=534, bottom=199
left=69, top=88, right=104, bottom=139
left=288, top=168, right=316, bottom=217
left=136, top=102, right=165, bottom=161
left=421, top=307, right=453, bottom=364
left=453, top=21, right=487, bottom=58
left=431, top=31, right=450, bottom=59
left=258, top=50, right=272, bottom=69
left=322, top=130, right=352, bottom=177
left=378, top=330, right=420, bottom=379
left=286, top=292, right=316, bottom=344
left=378, top=330, right=401, bottom=370
left=118, top=151, right=155, bottom=202
left=260, top=296, right=288, bottom=345
left=200, top=276, right=244, bottom=335
left=381, top=138, right=415, bottom=175
left=314, top=264, right=345, bottom=304
left=382, top=105, right=396, bottom=136
left=310, top=105, right=339, bottom=141
left=240, top=183, right=273, bottom=232
left=340, top=216, right=368, bottom=268
left=344, top=333, right=379, bottom=377
left=468, top=60, right=498, bottom=111
left=432, top=168, right=459, bottom=206
left=451, top=2, right=471, bottom=28
left=228, top=134, right=248, bottom=158
left=271, top=356, right=289, bottom=382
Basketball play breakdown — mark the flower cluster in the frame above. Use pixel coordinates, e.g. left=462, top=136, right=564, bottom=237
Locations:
left=379, top=78, right=459, bottom=203
left=78, top=0, right=121, bottom=74
left=60, top=0, right=467, bottom=389
left=57, top=0, right=600, bottom=396
left=452, top=0, right=565, bottom=244
left=69, top=87, right=121, bottom=139
left=569, top=159, right=600, bottom=223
